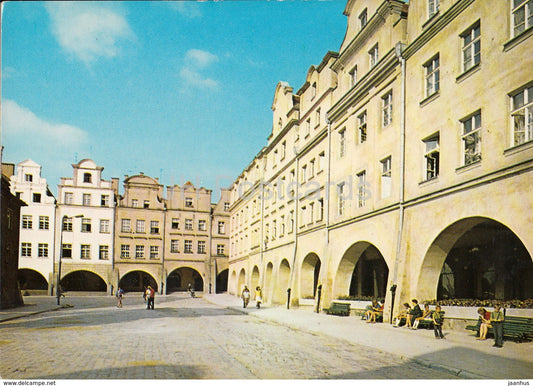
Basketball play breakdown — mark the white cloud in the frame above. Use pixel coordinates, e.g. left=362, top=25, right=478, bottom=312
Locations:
left=2, top=99, right=89, bottom=151
left=45, top=2, right=134, bottom=64
left=167, top=2, right=202, bottom=18
left=180, top=49, right=220, bottom=90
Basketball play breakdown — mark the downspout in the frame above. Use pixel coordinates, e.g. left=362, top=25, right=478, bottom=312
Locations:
left=391, top=42, right=406, bottom=322
left=288, top=150, right=300, bottom=307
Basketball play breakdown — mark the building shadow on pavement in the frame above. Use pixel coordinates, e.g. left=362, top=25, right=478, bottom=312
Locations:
left=41, top=364, right=214, bottom=379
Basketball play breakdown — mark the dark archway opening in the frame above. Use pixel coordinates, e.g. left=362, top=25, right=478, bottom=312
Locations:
left=437, top=221, right=533, bottom=301
left=349, top=245, right=389, bottom=300
left=216, top=269, right=228, bottom=293
left=119, top=271, right=158, bottom=292
left=166, top=271, right=182, bottom=293
left=168, top=267, right=203, bottom=292
left=61, top=271, right=106, bottom=292
left=18, top=269, right=48, bottom=291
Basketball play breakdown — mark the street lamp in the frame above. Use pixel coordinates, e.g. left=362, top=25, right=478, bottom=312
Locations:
left=57, top=214, right=83, bottom=305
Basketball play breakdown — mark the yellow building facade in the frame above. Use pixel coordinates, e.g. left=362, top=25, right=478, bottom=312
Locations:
left=228, top=0, right=533, bottom=321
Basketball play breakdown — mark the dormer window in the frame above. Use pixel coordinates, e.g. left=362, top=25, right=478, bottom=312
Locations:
left=83, top=173, right=92, bottom=183
left=359, top=8, right=368, bottom=29
left=185, top=197, right=193, bottom=207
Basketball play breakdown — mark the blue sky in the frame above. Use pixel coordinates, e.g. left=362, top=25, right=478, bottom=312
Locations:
left=1, top=1, right=347, bottom=198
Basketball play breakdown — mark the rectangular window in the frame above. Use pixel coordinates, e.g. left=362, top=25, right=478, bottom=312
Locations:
left=359, top=8, right=368, bottom=29
left=461, top=111, right=482, bottom=165
left=382, top=91, right=393, bottom=127
left=511, top=84, right=533, bottom=146
left=121, top=244, right=130, bottom=259
left=171, top=240, right=179, bottom=253
left=337, top=183, right=345, bottom=215
left=185, top=219, right=193, bottom=230
left=81, top=245, right=91, bottom=260
left=83, top=173, right=92, bottom=183
left=99, top=245, right=109, bottom=260
left=217, top=244, right=225, bottom=256
left=121, top=219, right=131, bottom=233
left=512, top=0, right=533, bottom=36
left=81, top=218, right=91, bottom=233
left=381, top=157, right=392, bottom=199
left=280, top=215, right=285, bottom=236
left=184, top=240, right=193, bottom=253
left=62, top=244, right=72, bottom=258
left=150, top=246, right=159, bottom=259
left=171, top=218, right=180, bottom=229
left=64, top=192, right=73, bottom=204
left=199, top=220, right=207, bottom=231
left=305, top=119, right=311, bottom=138
left=143, top=200, right=150, bottom=209
left=339, top=129, right=346, bottom=157
left=349, top=66, right=358, bottom=88
left=185, top=197, right=193, bottom=207
left=132, top=199, right=138, bottom=208
left=136, top=220, right=145, bottom=233
left=82, top=193, right=91, bottom=206
left=22, top=215, right=33, bottom=229
left=358, top=111, right=367, bottom=143
left=462, top=23, right=480, bottom=72
left=310, top=159, right=315, bottom=178
left=218, top=221, right=225, bottom=234
left=308, top=202, right=314, bottom=225
left=33, top=193, right=41, bottom=203
left=21, top=242, right=32, bottom=257
left=301, top=165, right=307, bottom=182
left=224, top=202, right=230, bottom=211
left=357, top=171, right=367, bottom=208
left=289, top=210, right=295, bottom=233
left=369, top=44, right=379, bottom=68
left=198, top=241, right=206, bottom=254
left=135, top=245, right=145, bottom=259
left=318, top=198, right=324, bottom=221
left=425, top=55, right=440, bottom=97
left=100, top=195, right=110, bottom=207
left=424, top=134, right=440, bottom=180
left=25, top=174, right=33, bottom=182
left=428, top=0, right=439, bottom=19
left=63, top=217, right=73, bottom=232
left=100, top=219, right=110, bottom=233
left=150, top=221, right=159, bottom=234
left=318, top=152, right=325, bottom=172
left=316, top=109, right=321, bottom=127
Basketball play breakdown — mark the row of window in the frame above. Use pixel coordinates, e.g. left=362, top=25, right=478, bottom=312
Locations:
left=15, top=191, right=43, bottom=203
left=63, top=192, right=111, bottom=207
left=120, top=219, right=226, bottom=234
left=21, top=243, right=109, bottom=260
left=22, top=215, right=50, bottom=230
left=119, top=242, right=225, bottom=258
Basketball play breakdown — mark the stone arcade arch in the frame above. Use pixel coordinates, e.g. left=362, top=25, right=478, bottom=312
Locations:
left=168, top=267, right=203, bottom=292
left=274, top=259, right=291, bottom=304
left=18, top=269, right=48, bottom=292
left=119, top=271, right=158, bottom=292
left=61, top=270, right=107, bottom=292
left=237, top=268, right=246, bottom=295
left=264, top=262, right=273, bottom=303
left=333, top=242, right=389, bottom=300
left=230, top=270, right=237, bottom=295
left=216, top=269, right=228, bottom=293
left=251, top=266, right=260, bottom=292
left=300, top=253, right=321, bottom=299
left=417, top=216, right=533, bottom=302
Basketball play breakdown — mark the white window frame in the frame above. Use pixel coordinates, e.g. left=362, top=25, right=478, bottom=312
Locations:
left=99, top=245, right=109, bottom=260
left=100, top=219, right=110, bottom=233
left=198, top=241, right=206, bottom=254
left=358, top=111, right=367, bottom=143
left=171, top=240, right=179, bottom=253
left=424, top=55, right=440, bottom=97
left=337, top=183, right=345, bottom=215
left=185, top=219, right=193, bottom=230
left=217, top=244, right=225, bottom=256
left=184, top=240, right=193, bottom=254
left=81, top=244, right=91, bottom=260
left=150, top=245, right=159, bottom=259
left=21, top=242, right=32, bottom=257
left=62, top=244, right=72, bottom=259
left=461, top=22, right=481, bottom=73
left=428, top=0, right=439, bottom=19
left=81, top=218, right=91, bottom=233
left=369, top=44, right=379, bottom=68
left=199, top=220, right=207, bottom=231
left=136, top=220, right=145, bottom=233
left=63, top=217, right=73, bottom=232
left=512, top=0, right=533, bottom=37
left=511, top=84, right=533, bottom=146
left=82, top=193, right=91, bottom=206
left=423, top=133, right=440, bottom=180
left=381, top=157, right=392, bottom=199
left=38, top=243, right=48, bottom=258
left=339, top=129, right=346, bottom=158
left=357, top=171, right=367, bottom=208
left=150, top=221, right=159, bottom=234
left=461, top=111, right=482, bottom=166
left=121, top=219, right=131, bottom=233
left=22, top=215, right=33, bottom=229
left=121, top=244, right=130, bottom=259
left=64, top=192, right=73, bottom=204
left=382, top=91, right=393, bottom=127
left=101, top=195, right=110, bottom=207
left=359, top=8, right=368, bottom=29
left=135, top=245, right=145, bottom=259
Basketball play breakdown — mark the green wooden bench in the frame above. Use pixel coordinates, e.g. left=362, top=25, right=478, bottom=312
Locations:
left=396, top=311, right=444, bottom=328
left=466, top=315, right=533, bottom=343
left=354, top=308, right=384, bottom=322
left=324, top=301, right=351, bottom=316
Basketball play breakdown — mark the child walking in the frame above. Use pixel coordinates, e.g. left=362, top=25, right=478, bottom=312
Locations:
left=432, top=305, right=445, bottom=339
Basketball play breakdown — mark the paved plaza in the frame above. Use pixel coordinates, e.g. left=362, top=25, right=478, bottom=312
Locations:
left=0, top=293, right=531, bottom=380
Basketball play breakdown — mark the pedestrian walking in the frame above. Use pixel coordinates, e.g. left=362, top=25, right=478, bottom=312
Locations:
left=146, top=286, right=155, bottom=310
left=116, top=287, right=124, bottom=308
left=188, top=283, right=195, bottom=298
left=490, top=304, right=504, bottom=348
left=241, top=285, right=251, bottom=308
left=255, top=286, right=263, bottom=309
left=432, top=305, right=445, bottom=339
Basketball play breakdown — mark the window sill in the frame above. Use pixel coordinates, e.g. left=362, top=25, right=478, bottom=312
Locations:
left=504, top=139, right=533, bottom=156
left=422, top=12, right=440, bottom=30
left=418, top=176, right=439, bottom=187
left=456, top=62, right=481, bottom=84
left=455, top=159, right=481, bottom=174
left=420, top=91, right=440, bottom=107
left=504, top=26, right=533, bottom=52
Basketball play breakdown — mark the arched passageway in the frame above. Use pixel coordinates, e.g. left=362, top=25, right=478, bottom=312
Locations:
left=230, top=271, right=237, bottom=295
left=18, top=269, right=48, bottom=291
left=216, top=269, right=228, bottom=293
left=264, top=262, right=273, bottom=303
left=275, top=259, right=291, bottom=304
left=61, top=270, right=106, bottom=292
left=301, top=253, right=321, bottom=299
left=168, top=267, right=203, bottom=292
left=420, top=217, right=533, bottom=302
left=334, top=242, right=389, bottom=300
left=251, top=266, right=260, bottom=292
left=237, top=268, right=246, bottom=294
left=119, top=271, right=158, bottom=292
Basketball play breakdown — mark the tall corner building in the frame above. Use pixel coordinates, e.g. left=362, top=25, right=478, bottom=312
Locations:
left=228, top=0, right=533, bottom=320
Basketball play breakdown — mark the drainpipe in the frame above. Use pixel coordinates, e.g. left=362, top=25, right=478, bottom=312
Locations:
left=288, top=150, right=300, bottom=307
left=319, top=113, right=332, bottom=311
left=391, top=42, right=406, bottom=323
